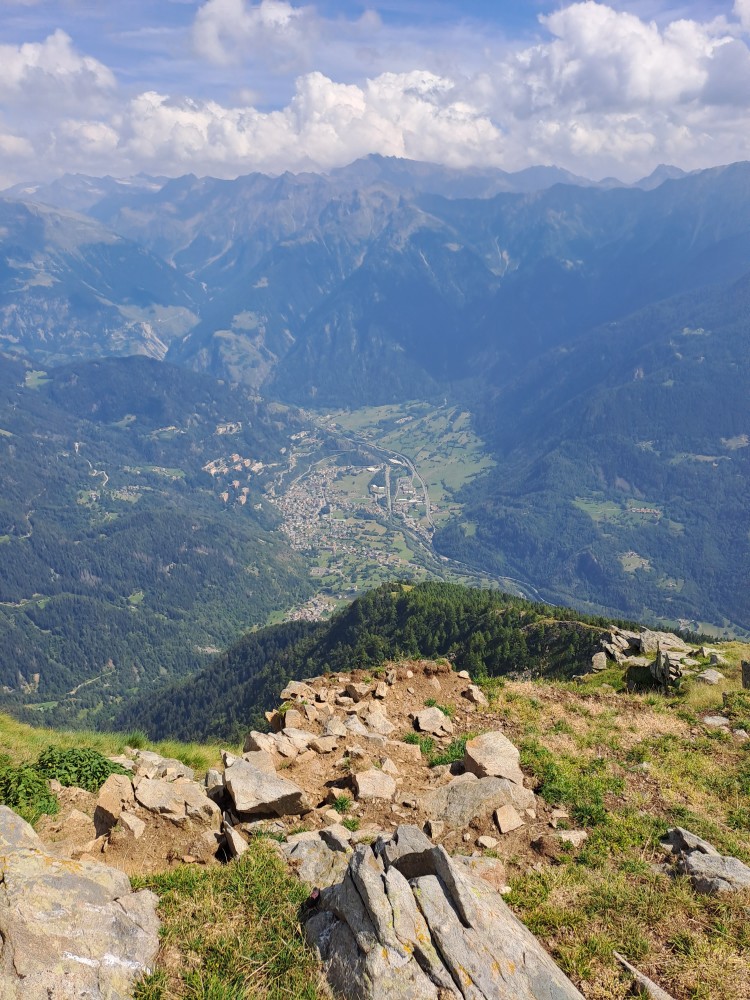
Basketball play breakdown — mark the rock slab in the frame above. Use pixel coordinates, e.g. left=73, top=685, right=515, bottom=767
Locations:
left=304, top=826, right=585, bottom=1000
left=0, top=805, right=160, bottom=1000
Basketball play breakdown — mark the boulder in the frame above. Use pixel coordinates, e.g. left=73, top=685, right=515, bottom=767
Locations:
left=354, top=769, right=397, bottom=802
left=696, top=669, right=725, bottom=685
left=205, top=767, right=225, bottom=800
left=346, top=682, right=372, bottom=703
left=281, top=727, right=318, bottom=752
left=119, top=811, right=146, bottom=840
left=414, top=707, right=454, bottom=736
left=241, top=750, right=276, bottom=773
left=591, top=652, right=608, bottom=672
left=320, top=824, right=353, bottom=854
left=0, top=806, right=160, bottom=1000
left=224, top=822, right=249, bottom=859
left=304, top=834, right=584, bottom=1000
left=463, top=684, right=488, bottom=706
left=280, top=680, right=315, bottom=702
left=283, top=708, right=304, bottom=729
left=310, top=736, right=339, bottom=754
left=94, top=773, right=135, bottom=831
left=679, top=853, right=750, bottom=894
left=243, top=731, right=277, bottom=754
left=324, top=717, right=348, bottom=738
left=420, top=773, right=535, bottom=827
left=134, top=776, right=222, bottom=829
left=132, top=749, right=194, bottom=781
left=464, top=731, right=525, bottom=785
left=364, top=708, right=396, bottom=736
left=637, top=630, right=690, bottom=655
left=224, top=759, right=311, bottom=817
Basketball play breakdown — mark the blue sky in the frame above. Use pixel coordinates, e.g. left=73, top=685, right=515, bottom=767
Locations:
left=0, top=1, right=749, bottom=184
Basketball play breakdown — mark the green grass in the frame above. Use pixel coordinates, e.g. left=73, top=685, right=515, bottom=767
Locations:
left=520, top=739, right=624, bottom=826
left=403, top=731, right=436, bottom=757
left=132, top=840, right=324, bottom=999
left=0, top=712, right=225, bottom=780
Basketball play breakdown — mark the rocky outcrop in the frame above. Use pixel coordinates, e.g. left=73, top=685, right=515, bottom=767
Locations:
left=0, top=805, right=160, bottom=1000
left=304, top=825, right=585, bottom=1000
left=420, top=773, right=534, bottom=831
left=661, top=827, right=750, bottom=894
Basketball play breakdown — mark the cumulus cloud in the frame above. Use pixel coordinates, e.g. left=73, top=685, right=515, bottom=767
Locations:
left=736, top=0, right=750, bottom=31
left=0, top=29, right=115, bottom=110
left=115, top=71, right=501, bottom=176
left=4, top=2, right=750, bottom=185
left=193, top=0, right=313, bottom=67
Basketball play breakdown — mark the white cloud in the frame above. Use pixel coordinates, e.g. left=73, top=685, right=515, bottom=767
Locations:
left=193, top=0, right=313, bottom=66
left=115, top=71, right=502, bottom=176
left=736, top=0, right=750, bottom=31
left=4, top=3, right=750, bottom=186
left=0, top=29, right=115, bottom=110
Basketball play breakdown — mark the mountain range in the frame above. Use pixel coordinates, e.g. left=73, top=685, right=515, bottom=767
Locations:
left=1, top=153, right=749, bottom=664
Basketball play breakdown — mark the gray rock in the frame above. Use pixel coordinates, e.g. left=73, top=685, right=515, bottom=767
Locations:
left=241, top=749, right=274, bottom=773
left=284, top=838, right=349, bottom=888
left=134, top=776, right=222, bottom=829
left=204, top=767, right=226, bottom=800
left=414, top=706, right=454, bottom=736
left=0, top=806, right=160, bottom=1000
left=310, top=735, right=339, bottom=754
left=225, top=759, right=311, bottom=817
left=320, top=824, right=353, bottom=853
left=696, top=669, right=725, bottom=685
left=637, top=630, right=690, bottom=655
left=224, top=822, right=249, bottom=859
left=132, top=749, right=194, bottom=781
left=95, top=773, right=135, bottom=831
left=280, top=680, right=316, bottom=701
left=464, top=731, right=525, bottom=784
left=324, top=717, right=348, bottom=738
left=243, top=730, right=277, bottom=754
left=702, top=715, right=730, bottom=728
left=495, top=803, right=524, bottom=834
left=119, top=811, right=146, bottom=840
left=345, top=715, right=370, bottom=737
left=464, top=684, right=488, bottom=706
left=364, top=708, right=396, bottom=736
left=281, top=727, right=318, bottom=751
left=353, top=769, right=397, bottom=802
left=304, top=837, right=584, bottom=1000
left=420, top=773, right=535, bottom=827
left=346, top=682, right=372, bottom=702
left=376, top=824, right=434, bottom=879
left=591, top=651, right=608, bottom=672
left=283, top=708, right=304, bottom=729
left=553, top=829, right=588, bottom=848
left=661, top=827, right=721, bottom=856
left=679, top=853, right=750, bottom=894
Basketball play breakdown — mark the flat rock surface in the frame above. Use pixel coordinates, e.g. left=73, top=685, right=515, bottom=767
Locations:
left=225, top=758, right=311, bottom=817
left=0, top=805, right=160, bottom=1000
left=464, top=731, right=525, bottom=784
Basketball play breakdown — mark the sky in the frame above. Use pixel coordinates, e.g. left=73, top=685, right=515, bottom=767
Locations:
left=1, top=0, right=750, bottom=185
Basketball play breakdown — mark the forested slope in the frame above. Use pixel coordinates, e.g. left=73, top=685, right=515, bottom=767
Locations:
left=113, top=582, right=624, bottom=741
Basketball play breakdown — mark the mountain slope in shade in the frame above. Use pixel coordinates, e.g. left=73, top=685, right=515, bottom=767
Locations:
left=435, top=268, right=750, bottom=632
left=0, top=198, right=202, bottom=365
